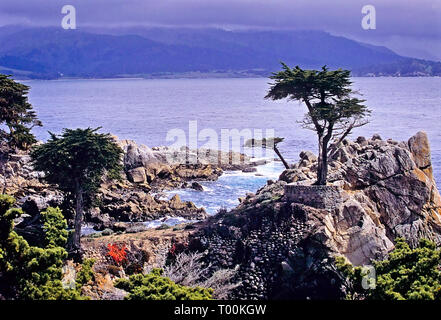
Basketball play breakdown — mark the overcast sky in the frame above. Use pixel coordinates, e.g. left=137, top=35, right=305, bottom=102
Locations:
left=1, top=0, right=440, bottom=60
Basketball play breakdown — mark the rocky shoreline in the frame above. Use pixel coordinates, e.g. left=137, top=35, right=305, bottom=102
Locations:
left=0, top=138, right=267, bottom=235
left=77, top=131, right=441, bottom=299
left=3, top=131, right=441, bottom=300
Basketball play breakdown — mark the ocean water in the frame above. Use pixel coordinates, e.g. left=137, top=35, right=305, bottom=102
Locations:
left=23, top=77, right=441, bottom=214
left=160, top=162, right=285, bottom=214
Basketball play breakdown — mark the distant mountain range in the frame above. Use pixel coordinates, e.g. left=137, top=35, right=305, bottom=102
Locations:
left=0, top=26, right=440, bottom=79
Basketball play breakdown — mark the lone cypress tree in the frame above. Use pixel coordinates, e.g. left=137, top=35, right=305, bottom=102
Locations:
left=0, top=74, right=42, bottom=151
left=30, top=128, right=123, bottom=258
left=266, top=64, right=370, bottom=185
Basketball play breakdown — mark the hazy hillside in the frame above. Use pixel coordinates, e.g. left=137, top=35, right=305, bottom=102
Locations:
left=0, top=26, right=440, bottom=79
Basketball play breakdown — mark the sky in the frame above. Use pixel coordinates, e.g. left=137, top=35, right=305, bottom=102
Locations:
left=0, top=0, right=440, bottom=60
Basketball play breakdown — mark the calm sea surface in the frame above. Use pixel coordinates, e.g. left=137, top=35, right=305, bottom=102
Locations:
left=23, top=77, right=441, bottom=213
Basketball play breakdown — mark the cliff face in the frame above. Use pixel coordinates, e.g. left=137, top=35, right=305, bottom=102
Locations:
left=284, top=131, right=441, bottom=266
left=192, top=132, right=441, bottom=299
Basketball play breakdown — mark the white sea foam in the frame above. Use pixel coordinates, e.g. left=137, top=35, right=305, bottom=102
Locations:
left=143, top=216, right=194, bottom=228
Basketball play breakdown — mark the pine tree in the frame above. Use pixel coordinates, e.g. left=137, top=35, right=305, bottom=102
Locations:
left=30, top=128, right=123, bottom=258
left=0, top=74, right=42, bottom=151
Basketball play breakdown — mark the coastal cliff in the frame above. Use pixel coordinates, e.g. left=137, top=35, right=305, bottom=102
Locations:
left=186, top=131, right=441, bottom=299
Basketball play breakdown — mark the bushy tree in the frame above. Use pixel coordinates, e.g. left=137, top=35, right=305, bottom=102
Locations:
left=336, top=238, right=441, bottom=300
left=115, top=268, right=213, bottom=300
left=0, top=74, right=42, bottom=150
left=31, top=128, right=123, bottom=258
left=0, top=195, right=83, bottom=300
left=266, top=64, right=370, bottom=185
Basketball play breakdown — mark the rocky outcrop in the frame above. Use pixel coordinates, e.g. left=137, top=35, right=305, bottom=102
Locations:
left=0, top=153, right=47, bottom=199
left=1, top=140, right=246, bottom=233
left=119, top=140, right=263, bottom=188
left=0, top=154, right=207, bottom=232
left=325, top=131, right=441, bottom=257
left=1, top=136, right=264, bottom=233
left=89, top=187, right=207, bottom=230
left=189, top=132, right=441, bottom=299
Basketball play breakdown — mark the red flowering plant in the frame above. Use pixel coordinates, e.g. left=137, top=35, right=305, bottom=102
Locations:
left=107, top=243, right=128, bottom=266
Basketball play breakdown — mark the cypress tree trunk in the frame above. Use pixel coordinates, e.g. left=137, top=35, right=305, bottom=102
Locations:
left=316, top=134, right=330, bottom=185
left=315, top=135, right=323, bottom=185
left=274, top=146, right=289, bottom=169
left=70, top=179, right=84, bottom=260
left=317, top=143, right=328, bottom=185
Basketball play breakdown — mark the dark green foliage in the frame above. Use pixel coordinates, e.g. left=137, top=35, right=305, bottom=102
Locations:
left=30, top=127, right=123, bottom=254
left=41, top=207, right=69, bottom=248
left=0, top=195, right=84, bottom=299
left=336, top=238, right=441, bottom=300
left=0, top=74, right=42, bottom=150
left=244, top=137, right=284, bottom=148
left=266, top=64, right=370, bottom=184
left=76, top=259, right=95, bottom=289
left=30, top=127, right=123, bottom=195
left=115, top=268, right=213, bottom=300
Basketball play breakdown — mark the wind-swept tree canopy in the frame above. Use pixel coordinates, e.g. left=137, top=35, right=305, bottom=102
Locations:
left=265, top=64, right=370, bottom=184
left=0, top=74, right=42, bottom=150
left=30, top=127, right=123, bottom=258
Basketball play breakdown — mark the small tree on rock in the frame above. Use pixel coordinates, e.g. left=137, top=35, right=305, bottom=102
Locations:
left=244, top=137, right=290, bottom=169
left=30, top=128, right=123, bottom=259
left=265, top=64, right=370, bottom=185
